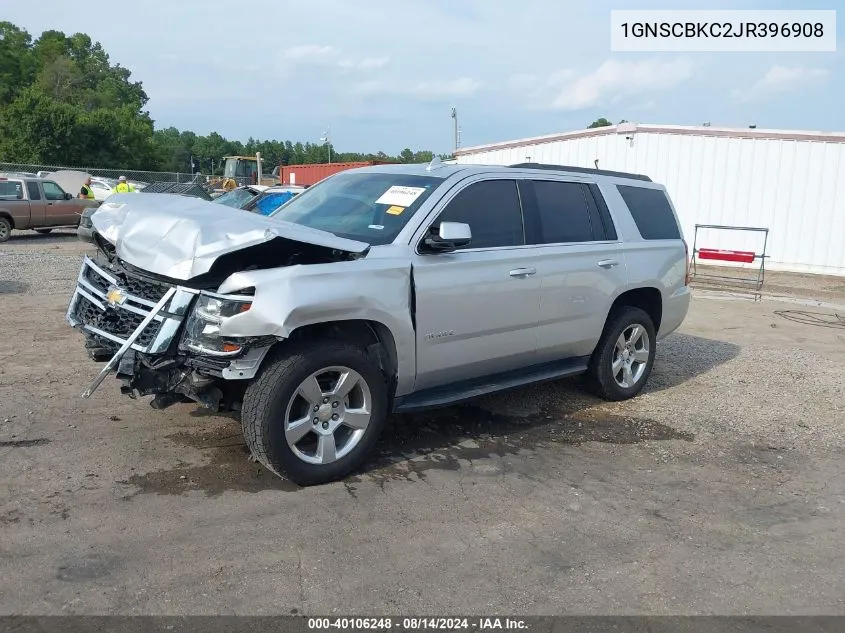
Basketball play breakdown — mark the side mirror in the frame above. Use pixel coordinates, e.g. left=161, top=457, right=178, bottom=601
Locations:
left=64, top=192, right=73, bottom=200
left=422, top=221, right=472, bottom=253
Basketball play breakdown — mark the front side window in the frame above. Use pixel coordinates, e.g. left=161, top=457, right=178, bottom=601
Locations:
left=434, top=179, right=524, bottom=250
left=270, top=171, right=443, bottom=245
left=42, top=181, right=66, bottom=201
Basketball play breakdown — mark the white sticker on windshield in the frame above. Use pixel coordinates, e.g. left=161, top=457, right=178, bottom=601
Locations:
left=375, top=186, right=426, bottom=207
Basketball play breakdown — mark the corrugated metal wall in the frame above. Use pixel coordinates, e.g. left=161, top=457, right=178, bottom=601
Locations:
left=456, top=132, right=845, bottom=276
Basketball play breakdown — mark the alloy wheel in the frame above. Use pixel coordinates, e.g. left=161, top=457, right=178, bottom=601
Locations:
left=283, top=366, right=373, bottom=465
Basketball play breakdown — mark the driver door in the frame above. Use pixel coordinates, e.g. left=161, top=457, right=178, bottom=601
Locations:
left=410, top=178, right=541, bottom=392
left=41, top=181, right=79, bottom=226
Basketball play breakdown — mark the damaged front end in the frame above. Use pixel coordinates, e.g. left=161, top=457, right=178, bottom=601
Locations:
left=66, top=193, right=376, bottom=411
left=66, top=254, right=275, bottom=411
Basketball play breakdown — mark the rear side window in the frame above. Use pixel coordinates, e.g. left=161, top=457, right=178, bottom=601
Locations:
left=0, top=181, right=23, bottom=199
left=530, top=180, right=594, bottom=243
left=26, top=182, right=41, bottom=200
left=436, top=180, right=524, bottom=249
left=617, top=185, right=681, bottom=240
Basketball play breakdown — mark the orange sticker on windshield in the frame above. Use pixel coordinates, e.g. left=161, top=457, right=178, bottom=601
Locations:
left=386, top=205, right=405, bottom=215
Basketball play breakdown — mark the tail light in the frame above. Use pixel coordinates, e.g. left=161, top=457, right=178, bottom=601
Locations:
left=683, top=239, right=691, bottom=286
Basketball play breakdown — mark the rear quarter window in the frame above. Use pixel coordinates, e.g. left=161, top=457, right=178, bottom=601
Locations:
left=0, top=181, right=24, bottom=200
left=616, top=185, right=681, bottom=240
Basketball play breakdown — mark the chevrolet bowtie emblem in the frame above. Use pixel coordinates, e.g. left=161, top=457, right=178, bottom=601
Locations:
left=105, top=286, right=127, bottom=306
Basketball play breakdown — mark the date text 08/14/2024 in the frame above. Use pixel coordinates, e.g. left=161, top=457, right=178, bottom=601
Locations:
left=307, top=618, right=529, bottom=630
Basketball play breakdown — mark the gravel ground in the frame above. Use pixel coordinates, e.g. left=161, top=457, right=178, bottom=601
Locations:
left=1, top=230, right=845, bottom=615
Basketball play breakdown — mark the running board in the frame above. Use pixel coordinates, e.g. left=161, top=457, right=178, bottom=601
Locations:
left=392, top=356, right=589, bottom=413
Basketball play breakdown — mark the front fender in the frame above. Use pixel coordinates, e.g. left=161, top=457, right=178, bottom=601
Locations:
left=217, top=259, right=416, bottom=395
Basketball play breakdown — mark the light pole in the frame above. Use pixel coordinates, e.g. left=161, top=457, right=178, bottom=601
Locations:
left=320, top=128, right=332, bottom=164
left=451, top=107, right=459, bottom=155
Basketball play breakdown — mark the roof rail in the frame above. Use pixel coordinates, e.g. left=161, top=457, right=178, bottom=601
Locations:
left=507, top=162, right=652, bottom=182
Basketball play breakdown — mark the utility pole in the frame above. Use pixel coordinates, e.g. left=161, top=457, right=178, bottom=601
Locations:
left=321, top=129, right=332, bottom=164
left=451, top=107, right=459, bottom=155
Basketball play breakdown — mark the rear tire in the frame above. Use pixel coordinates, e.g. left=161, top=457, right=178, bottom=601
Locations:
left=0, top=217, right=11, bottom=242
left=241, top=340, right=388, bottom=486
left=585, top=306, right=656, bottom=401
left=34, top=228, right=53, bottom=234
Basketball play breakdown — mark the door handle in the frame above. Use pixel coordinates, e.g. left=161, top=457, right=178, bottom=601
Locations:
left=597, top=259, right=619, bottom=269
left=509, top=267, right=536, bottom=277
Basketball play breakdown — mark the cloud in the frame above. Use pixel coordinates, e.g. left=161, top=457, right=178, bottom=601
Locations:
left=338, top=56, right=390, bottom=70
left=352, top=77, right=481, bottom=100
left=733, top=66, right=829, bottom=102
left=549, top=58, right=694, bottom=110
left=283, top=45, right=339, bottom=60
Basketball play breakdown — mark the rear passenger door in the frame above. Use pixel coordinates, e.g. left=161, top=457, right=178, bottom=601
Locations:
left=410, top=177, right=541, bottom=391
left=522, top=178, right=628, bottom=362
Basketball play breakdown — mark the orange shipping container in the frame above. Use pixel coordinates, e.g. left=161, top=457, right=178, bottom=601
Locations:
left=279, top=161, right=391, bottom=187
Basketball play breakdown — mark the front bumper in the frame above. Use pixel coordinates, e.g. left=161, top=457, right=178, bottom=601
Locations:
left=66, top=256, right=272, bottom=403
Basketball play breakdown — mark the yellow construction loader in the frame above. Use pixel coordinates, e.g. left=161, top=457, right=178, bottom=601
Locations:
left=207, top=154, right=279, bottom=192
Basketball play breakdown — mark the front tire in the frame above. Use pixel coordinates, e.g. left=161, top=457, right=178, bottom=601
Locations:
left=585, top=306, right=656, bottom=401
left=241, top=340, right=388, bottom=486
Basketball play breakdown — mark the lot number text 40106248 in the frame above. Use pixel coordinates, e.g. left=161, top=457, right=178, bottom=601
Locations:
left=307, top=617, right=529, bottom=630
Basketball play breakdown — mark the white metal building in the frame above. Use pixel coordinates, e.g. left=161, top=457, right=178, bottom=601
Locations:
left=454, top=124, right=845, bottom=277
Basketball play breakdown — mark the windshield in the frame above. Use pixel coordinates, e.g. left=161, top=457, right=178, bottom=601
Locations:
left=268, top=171, right=443, bottom=245
left=212, top=187, right=260, bottom=208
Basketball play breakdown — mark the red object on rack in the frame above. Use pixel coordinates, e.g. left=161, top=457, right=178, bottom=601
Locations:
left=697, top=248, right=756, bottom=264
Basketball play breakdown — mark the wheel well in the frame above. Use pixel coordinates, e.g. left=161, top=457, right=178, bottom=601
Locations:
left=0, top=212, right=14, bottom=228
left=286, top=319, right=399, bottom=383
left=609, top=287, right=662, bottom=333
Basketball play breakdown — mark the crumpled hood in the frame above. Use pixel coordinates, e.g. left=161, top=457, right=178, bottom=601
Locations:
left=90, top=193, right=370, bottom=280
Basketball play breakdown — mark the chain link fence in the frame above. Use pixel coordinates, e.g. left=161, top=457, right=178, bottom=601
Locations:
left=0, top=162, right=204, bottom=186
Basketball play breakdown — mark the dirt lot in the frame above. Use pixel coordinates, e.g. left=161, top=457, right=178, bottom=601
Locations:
left=1, top=230, right=844, bottom=615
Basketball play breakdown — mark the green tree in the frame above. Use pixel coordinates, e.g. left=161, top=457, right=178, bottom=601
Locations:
left=0, top=22, right=36, bottom=105
left=587, top=117, right=613, bottom=128
left=0, top=23, right=153, bottom=166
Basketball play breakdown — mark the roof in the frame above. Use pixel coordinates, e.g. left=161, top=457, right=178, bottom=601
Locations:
left=455, top=123, right=845, bottom=155
left=350, top=161, right=655, bottom=184
left=264, top=185, right=306, bottom=192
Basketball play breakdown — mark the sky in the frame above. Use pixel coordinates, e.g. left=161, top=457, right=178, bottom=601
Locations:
left=4, top=0, right=842, bottom=155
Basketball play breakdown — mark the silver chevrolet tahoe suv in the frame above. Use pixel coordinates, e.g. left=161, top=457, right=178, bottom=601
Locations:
left=66, top=160, right=691, bottom=485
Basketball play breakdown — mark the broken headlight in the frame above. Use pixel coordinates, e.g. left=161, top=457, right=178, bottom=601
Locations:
left=180, top=292, right=252, bottom=357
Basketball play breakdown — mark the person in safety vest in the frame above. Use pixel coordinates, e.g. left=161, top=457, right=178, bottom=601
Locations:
left=111, top=175, right=136, bottom=194
left=79, top=176, right=95, bottom=199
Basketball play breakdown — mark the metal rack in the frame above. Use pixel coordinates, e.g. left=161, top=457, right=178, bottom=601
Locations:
left=690, top=224, right=770, bottom=298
